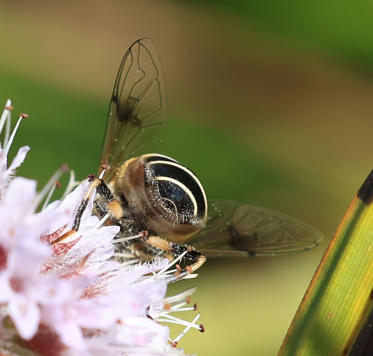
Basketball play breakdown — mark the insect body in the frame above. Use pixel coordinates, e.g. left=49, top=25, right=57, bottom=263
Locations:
left=71, top=39, right=322, bottom=272
left=112, top=153, right=207, bottom=240
left=101, top=153, right=207, bottom=270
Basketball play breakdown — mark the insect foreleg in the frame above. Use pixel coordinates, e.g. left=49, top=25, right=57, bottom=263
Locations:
left=93, top=177, right=124, bottom=222
left=52, top=176, right=124, bottom=246
left=72, top=176, right=101, bottom=230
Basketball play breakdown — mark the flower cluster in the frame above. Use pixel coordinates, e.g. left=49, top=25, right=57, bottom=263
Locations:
left=0, top=100, right=203, bottom=356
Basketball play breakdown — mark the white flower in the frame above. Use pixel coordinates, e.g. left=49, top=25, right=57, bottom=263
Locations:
left=0, top=100, right=203, bottom=356
left=0, top=101, right=30, bottom=195
left=0, top=177, right=63, bottom=339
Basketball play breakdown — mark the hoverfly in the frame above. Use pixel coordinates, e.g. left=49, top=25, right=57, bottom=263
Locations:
left=70, top=39, right=322, bottom=272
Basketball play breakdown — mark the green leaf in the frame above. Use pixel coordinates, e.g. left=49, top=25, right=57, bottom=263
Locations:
left=279, top=169, right=373, bottom=355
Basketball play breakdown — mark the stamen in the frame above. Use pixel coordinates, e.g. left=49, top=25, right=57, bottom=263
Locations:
left=157, top=304, right=197, bottom=316
left=154, top=250, right=188, bottom=277
left=32, top=164, right=68, bottom=210
left=61, top=170, right=80, bottom=199
left=4, top=110, right=11, bottom=147
left=112, top=234, right=143, bottom=244
left=172, top=314, right=201, bottom=344
left=155, top=299, right=198, bottom=318
left=160, top=268, right=179, bottom=276
left=96, top=213, right=110, bottom=228
left=3, top=114, right=27, bottom=158
left=0, top=99, right=12, bottom=136
left=181, top=273, right=199, bottom=280
left=41, top=181, right=60, bottom=210
left=163, top=287, right=197, bottom=304
left=158, top=269, right=196, bottom=283
left=170, top=305, right=196, bottom=312
left=117, top=259, right=138, bottom=267
left=169, top=302, right=187, bottom=309
left=5, top=101, right=13, bottom=111
left=158, top=313, right=201, bottom=330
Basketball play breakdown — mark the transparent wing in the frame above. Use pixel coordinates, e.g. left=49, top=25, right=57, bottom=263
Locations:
left=189, top=200, right=323, bottom=257
left=99, top=38, right=166, bottom=181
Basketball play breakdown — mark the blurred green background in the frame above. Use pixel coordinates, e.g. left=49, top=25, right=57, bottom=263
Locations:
left=1, top=0, right=372, bottom=355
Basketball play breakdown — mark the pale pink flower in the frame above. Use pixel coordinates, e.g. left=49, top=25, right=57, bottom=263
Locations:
left=0, top=100, right=30, bottom=194
left=0, top=177, right=66, bottom=339
left=0, top=100, right=203, bottom=356
left=0, top=101, right=203, bottom=356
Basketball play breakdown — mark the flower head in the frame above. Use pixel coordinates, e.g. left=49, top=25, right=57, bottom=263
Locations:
left=0, top=100, right=203, bottom=356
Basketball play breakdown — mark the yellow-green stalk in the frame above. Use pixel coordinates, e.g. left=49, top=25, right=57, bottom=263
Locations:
left=279, top=169, right=373, bottom=356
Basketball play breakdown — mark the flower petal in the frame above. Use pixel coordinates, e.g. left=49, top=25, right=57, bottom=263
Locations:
left=4, top=177, right=36, bottom=214
left=7, top=145, right=30, bottom=175
left=8, top=295, right=40, bottom=339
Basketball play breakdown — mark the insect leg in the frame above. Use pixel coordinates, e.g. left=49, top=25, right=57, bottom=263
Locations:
left=52, top=176, right=124, bottom=245
left=143, top=235, right=206, bottom=272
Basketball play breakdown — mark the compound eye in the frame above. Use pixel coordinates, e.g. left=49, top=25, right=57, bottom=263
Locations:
left=156, top=177, right=197, bottom=219
left=144, top=154, right=207, bottom=226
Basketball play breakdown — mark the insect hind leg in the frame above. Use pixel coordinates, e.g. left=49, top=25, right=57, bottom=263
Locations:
left=144, top=235, right=206, bottom=273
